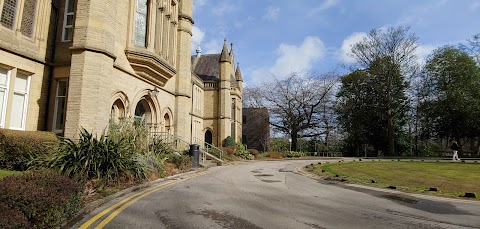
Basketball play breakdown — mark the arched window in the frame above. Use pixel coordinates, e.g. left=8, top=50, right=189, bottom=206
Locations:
left=163, top=113, right=170, bottom=130
left=110, top=99, right=125, bottom=124
left=134, top=99, right=151, bottom=124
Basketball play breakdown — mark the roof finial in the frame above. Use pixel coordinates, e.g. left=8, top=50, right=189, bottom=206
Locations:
left=196, top=45, right=202, bottom=57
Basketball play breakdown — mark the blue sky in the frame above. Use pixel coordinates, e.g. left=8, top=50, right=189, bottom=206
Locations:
left=191, top=0, right=480, bottom=85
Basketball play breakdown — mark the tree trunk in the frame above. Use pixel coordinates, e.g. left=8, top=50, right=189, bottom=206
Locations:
left=475, top=137, right=480, bottom=156
left=387, top=109, right=395, bottom=156
left=291, top=132, right=298, bottom=151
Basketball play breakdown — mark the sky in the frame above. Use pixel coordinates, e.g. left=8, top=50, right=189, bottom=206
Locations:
left=191, top=0, right=480, bottom=86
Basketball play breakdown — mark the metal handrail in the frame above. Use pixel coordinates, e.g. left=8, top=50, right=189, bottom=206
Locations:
left=150, top=132, right=224, bottom=166
left=193, top=137, right=224, bottom=160
left=150, top=132, right=189, bottom=152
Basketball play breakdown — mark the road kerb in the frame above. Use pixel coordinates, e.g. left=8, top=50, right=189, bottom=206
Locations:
left=79, top=170, right=211, bottom=229
left=295, top=163, right=480, bottom=205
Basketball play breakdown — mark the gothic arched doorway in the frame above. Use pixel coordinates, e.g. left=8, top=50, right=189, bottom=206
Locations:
left=134, top=99, right=151, bottom=124
left=205, top=130, right=213, bottom=146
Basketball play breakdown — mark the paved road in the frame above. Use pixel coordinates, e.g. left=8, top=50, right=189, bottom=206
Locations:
left=73, top=159, right=480, bottom=229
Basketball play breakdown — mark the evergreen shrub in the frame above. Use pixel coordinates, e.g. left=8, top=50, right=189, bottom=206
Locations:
left=0, top=171, right=82, bottom=228
left=0, top=129, right=58, bottom=171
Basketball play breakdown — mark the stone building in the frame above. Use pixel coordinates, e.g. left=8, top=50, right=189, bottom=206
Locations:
left=0, top=0, right=242, bottom=147
left=242, top=108, right=269, bottom=151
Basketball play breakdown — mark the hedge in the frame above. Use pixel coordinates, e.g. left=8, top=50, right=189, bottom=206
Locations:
left=0, top=129, right=58, bottom=171
left=0, top=170, right=83, bottom=229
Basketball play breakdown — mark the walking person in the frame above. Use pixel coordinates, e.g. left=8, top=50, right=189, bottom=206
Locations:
left=451, top=141, right=460, bottom=161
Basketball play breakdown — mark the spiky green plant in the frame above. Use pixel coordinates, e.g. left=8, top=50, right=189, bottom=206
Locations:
left=108, top=118, right=150, bottom=155
left=35, top=128, right=147, bottom=184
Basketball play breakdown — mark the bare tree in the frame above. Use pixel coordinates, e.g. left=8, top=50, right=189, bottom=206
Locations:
left=460, top=33, right=480, bottom=65
left=244, top=72, right=337, bottom=151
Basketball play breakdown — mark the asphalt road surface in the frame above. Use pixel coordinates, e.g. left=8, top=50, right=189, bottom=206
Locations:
left=73, top=159, right=480, bottom=229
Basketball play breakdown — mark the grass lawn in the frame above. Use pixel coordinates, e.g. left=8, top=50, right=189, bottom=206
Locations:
left=0, top=170, right=22, bottom=180
left=306, top=161, right=480, bottom=199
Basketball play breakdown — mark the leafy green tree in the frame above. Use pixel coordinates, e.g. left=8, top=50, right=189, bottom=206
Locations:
left=419, top=46, right=480, bottom=148
left=336, top=70, right=375, bottom=156
left=337, top=61, right=409, bottom=156
left=340, top=26, right=417, bottom=156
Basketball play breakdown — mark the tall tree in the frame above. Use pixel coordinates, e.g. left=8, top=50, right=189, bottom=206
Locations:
left=337, top=58, right=409, bottom=156
left=347, top=26, right=418, bottom=156
left=419, top=46, right=480, bottom=147
left=243, top=72, right=336, bottom=151
left=336, top=70, right=380, bottom=156
left=460, top=33, right=480, bottom=65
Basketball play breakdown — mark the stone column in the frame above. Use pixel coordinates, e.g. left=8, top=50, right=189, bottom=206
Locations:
left=63, top=0, right=117, bottom=138
left=174, top=0, right=193, bottom=142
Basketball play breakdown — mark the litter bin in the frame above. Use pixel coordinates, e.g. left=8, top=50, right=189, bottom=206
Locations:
left=189, top=144, right=200, bottom=168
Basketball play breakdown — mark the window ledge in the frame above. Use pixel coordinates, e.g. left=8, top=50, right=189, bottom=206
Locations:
left=125, top=48, right=176, bottom=87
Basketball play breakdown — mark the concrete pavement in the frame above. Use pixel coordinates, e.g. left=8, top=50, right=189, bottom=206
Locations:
left=72, top=159, right=480, bottom=229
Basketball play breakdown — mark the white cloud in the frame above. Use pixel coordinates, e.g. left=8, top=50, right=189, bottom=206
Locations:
left=191, top=26, right=205, bottom=53
left=203, top=39, right=223, bottom=54
left=415, top=44, right=439, bottom=65
left=193, top=0, right=207, bottom=12
left=250, top=36, right=326, bottom=85
left=263, top=6, right=280, bottom=21
left=472, top=0, right=480, bottom=10
left=308, top=0, right=339, bottom=16
left=339, top=32, right=367, bottom=63
left=212, top=2, right=237, bottom=16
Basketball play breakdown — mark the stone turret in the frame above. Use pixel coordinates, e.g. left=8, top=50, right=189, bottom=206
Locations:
left=218, top=39, right=232, bottom=143
left=235, top=62, right=243, bottom=90
left=220, top=39, right=231, bottom=63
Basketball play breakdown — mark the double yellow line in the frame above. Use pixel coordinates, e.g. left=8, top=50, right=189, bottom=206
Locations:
left=79, top=170, right=211, bottom=229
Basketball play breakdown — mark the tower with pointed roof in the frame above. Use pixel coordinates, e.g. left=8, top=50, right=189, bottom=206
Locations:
left=191, top=39, right=243, bottom=146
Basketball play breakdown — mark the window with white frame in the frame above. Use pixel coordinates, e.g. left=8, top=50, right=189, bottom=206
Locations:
left=134, top=0, right=148, bottom=47
left=0, top=68, right=10, bottom=128
left=62, top=0, right=75, bottom=42
left=9, top=72, right=30, bottom=130
left=53, top=80, right=67, bottom=132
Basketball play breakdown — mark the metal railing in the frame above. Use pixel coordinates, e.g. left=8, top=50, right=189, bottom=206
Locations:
left=150, top=132, right=190, bottom=152
left=193, top=137, right=224, bottom=161
left=149, top=132, right=225, bottom=166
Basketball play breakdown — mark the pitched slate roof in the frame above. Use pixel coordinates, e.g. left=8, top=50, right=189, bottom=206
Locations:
left=192, top=54, right=220, bottom=81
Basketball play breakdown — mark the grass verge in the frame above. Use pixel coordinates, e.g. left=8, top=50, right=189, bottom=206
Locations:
left=0, top=170, right=22, bottom=180
left=306, top=161, right=480, bottom=199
